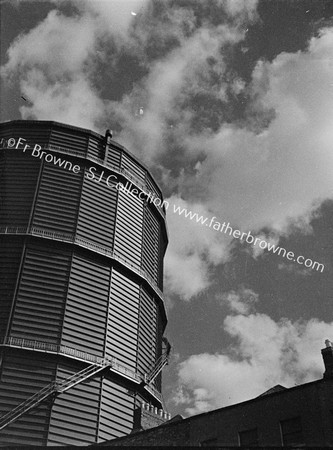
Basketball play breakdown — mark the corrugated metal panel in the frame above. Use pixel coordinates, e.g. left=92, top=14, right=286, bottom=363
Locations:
left=0, top=120, right=168, bottom=444
left=107, top=145, right=121, bottom=167
left=0, top=123, right=51, bottom=146
left=137, top=288, right=157, bottom=378
left=9, top=245, right=71, bottom=343
left=145, top=173, right=162, bottom=201
left=0, top=151, right=40, bottom=227
left=49, top=127, right=88, bottom=156
left=47, top=362, right=101, bottom=445
left=142, top=206, right=161, bottom=285
left=0, top=238, right=23, bottom=338
left=76, top=168, right=117, bottom=249
left=61, top=254, right=110, bottom=357
left=0, top=352, right=56, bottom=446
left=121, top=152, right=146, bottom=182
left=155, top=314, right=164, bottom=391
left=113, top=189, right=143, bottom=266
left=98, top=378, right=134, bottom=441
left=87, top=135, right=104, bottom=160
left=106, top=269, right=139, bottom=370
left=32, top=162, right=82, bottom=234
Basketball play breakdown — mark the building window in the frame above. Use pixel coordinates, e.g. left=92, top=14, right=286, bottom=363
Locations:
left=238, top=428, right=258, bottom=446
left=280, top=416, right=304, bottom=446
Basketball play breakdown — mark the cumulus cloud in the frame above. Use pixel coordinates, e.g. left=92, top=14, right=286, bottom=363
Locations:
left=223, top=0, right=258, bottom=22
left=219, top=287, right=258, bottom=314
left=173, top=289, right=333, bottom=415
left=1, top=0, right=260, bottom=297
left=109, top=20, right=249, bottom=161
left=2, top=0, right=333, bottom=300
left=163, top=27, right=333, bottom=298
left=1, top=0, right=254, bottom=133
left=62, top=0, right=149, bottom=45
left=1, top=0, right=150, bottom=129
left=164, top=196, right=231, bottom=300
left=20, top=72, right=105, bottom=128
left=183, top=28, right=333, bottom=234
left=1, top=8, right=105, bottom=128
left=250, top=233, right=280, bottom=259
left=3, top=10, right=96, bottom=76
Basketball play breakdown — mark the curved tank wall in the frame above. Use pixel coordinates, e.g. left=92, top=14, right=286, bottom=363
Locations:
left=0, top=120, right=168, bottom=446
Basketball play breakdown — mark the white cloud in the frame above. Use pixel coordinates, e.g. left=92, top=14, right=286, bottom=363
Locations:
left=69, top=0, right=149, bottom=41
left=1, top=0, right=149, bottom=129
left=164, top=196, right=230, bottom=300
left=3, top=10, right=96, bottom=77
left=173, top=308, right=333, bottom=416
left=139, top=25, right=333, bottom=299
left=223, top=0, right=258, bottom=21
left=219, top=287, right=259, bottom=314
left=1, top=0, right=260, bottom=299
left=1, top=8, right=105, bottom=129
left=185, top=27, right=333, bottom=235
left=3, top=1, right=333, bottom=300
left=20, top=72, right=105, bottom=128
left=112, top=23, right=246, bottom=161
left=162, top=27, right=333, bottom=298
left=250, top=233, right=280, bottom=259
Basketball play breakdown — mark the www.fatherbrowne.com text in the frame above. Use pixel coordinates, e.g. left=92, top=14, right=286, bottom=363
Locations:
left=2, top=136, right=324, bottom=273
left=173, top=204, right=325, bottom=273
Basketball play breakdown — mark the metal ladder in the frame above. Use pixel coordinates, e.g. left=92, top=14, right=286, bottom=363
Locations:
left=0, top=358, right=112, bottom=431
left=144, top=338, right=171, bottom=385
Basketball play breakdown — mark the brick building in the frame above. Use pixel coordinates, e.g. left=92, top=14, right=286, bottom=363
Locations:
left=98, top=342, right=333, bottom=447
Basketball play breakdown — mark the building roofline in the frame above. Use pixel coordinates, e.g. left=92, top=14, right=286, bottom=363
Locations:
left=0, top=119, right=165, bottom=202
left=182, top=377, right=330, bottom=421
left=97, top=376, right=333, bottom=446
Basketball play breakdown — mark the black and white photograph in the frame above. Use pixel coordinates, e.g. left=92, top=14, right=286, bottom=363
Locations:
left=0, top=0, right=333, bottom=447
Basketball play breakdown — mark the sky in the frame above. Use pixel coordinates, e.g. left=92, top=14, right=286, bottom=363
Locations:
left=1, top=0, right=333, bottom=418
